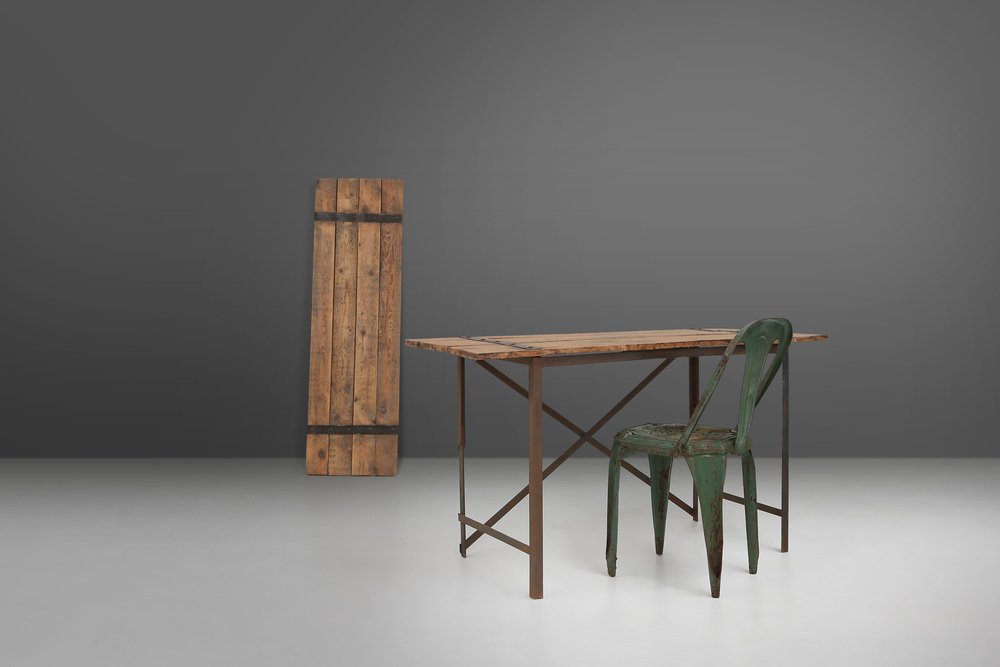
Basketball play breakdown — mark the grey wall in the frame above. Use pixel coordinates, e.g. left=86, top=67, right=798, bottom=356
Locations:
left=2, top=1, right=998, bottom=457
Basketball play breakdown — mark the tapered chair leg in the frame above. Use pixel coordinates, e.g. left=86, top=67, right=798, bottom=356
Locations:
left=606, top=444, right=625, bottom=576
left=648, top=454, right=673, bottom=555
left=687, top=454, right=727, bottom=598
left=742, top=452, right=759, bottom=574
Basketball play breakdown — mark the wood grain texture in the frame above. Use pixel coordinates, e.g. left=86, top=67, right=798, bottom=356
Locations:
left=306, top=179, right=337, bottom=426
left=352, top=179, right=382, bottom=475
left=305, top=434, right=329, bottom=475
left=374, top=435, right=397, bottom=476
left=331, top=179, right=360, bottom=425
left=376, top=179, right=403, bottom=427
left=371, top=180, right=403, bottom=477
left=329, top=434, right=353, bottom=475
left=405, top=329, right=829, bottom=360
left=305, top=177, right=403, bottom=475
left=330, top=179, right=360, bottom=471
left=352, top=434, right=376, bottom=475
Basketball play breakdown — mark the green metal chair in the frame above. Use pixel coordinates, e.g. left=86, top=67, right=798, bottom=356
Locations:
left=605, top=318, right=793, bottom=598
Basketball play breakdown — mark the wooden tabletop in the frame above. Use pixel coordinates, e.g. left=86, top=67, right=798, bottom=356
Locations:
left=405, top=328, right=829, bottom=361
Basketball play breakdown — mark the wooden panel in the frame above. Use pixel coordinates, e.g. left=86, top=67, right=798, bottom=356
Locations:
left=329, top=434, right=353, bottom=475
left=375, top=179, right=403, bottom=477
left=305, top=434, right=329, bottom=475
left=405, top=330, right=829, bottom=360
left=374, top=437, right=397, bottom=476
left=329, top=179, right=360, bottom=470
left=331, top=179, right=359, bottom=425
left=352, top=434, right=376, bottom=475
left=352, top=179, right=382, bottom=475
left=306, top=179, right=337, bottom=427
left=305, top=177, right=404, bottom=475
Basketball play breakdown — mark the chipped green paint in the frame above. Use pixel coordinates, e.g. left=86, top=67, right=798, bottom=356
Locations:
left=605, top=318, right=793, bottom=598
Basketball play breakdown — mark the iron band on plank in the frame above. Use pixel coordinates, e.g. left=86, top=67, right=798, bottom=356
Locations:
left=314, top=212, right=403, bottom=223
left=307, top=424, right=398, bottom=435
left=460, top=336, right=541, bottom=351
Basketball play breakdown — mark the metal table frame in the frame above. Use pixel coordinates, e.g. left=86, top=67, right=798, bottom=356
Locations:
left=455, top=345, right=790, bottom=600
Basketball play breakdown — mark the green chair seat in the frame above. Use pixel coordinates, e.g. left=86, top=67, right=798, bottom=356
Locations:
left=615, top=423, right=739, bottom=456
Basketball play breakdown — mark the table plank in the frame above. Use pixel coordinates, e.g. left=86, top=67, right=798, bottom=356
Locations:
left=406, top=329, right=828, bottom=360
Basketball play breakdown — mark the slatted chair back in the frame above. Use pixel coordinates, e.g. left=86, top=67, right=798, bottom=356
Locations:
left=678, top=318, right=793, bottom=454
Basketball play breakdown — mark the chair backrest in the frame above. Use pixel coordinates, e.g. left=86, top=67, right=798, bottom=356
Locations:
left=679, top=318, right=793, bottom=455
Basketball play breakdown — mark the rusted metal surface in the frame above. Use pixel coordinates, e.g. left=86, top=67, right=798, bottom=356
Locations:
left=457, top=358, right=467, bottom=557
left=741, top=454, right=760, bottom=574
left=458, top=514, right=529, bottom=554
left=649, top=455, right=673, bottom=555
left=460, top=358, right=677, bottom=551
left=782, top=354, right=790, bottom=553
left=606, top=318, right=794, bottom=598
left=722, top=492, right=782, bottom=517
left=528, top=359, right=543, bottom=599
left=688, top=454, right=726, bottom=598
left=313, top=212, right=403, bottom=223
left=429, top=320, right=817, bottom=599
left=689, top=357, right=699, bottom=522
left=470, top=359, right=698, bottom=519
left=475, top=359, right=676, bottom=487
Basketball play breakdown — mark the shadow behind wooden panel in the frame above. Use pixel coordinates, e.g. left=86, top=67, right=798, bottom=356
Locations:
left=306, top=178, right=403, bottom=476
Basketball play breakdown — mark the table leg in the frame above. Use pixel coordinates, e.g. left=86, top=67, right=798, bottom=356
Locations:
left=781, top=353, right=790, bottom=553
left=528, top=359, right=543, bottom=599
left=458, top=357, right=467, bottom=557
left=688, top=357, right=699, bottom=522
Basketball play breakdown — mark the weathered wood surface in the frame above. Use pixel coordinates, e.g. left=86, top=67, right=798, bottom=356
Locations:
left=405, top=329, right=828, bottom=361
left=305, top=178, right=404, bottom=475
left=374, top=180, right=404, bottom=476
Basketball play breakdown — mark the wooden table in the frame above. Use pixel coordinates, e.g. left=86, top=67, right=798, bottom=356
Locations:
left=405, top=328, right=828, bottom=599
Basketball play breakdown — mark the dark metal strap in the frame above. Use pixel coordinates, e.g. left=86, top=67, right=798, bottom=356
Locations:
left=314, top=212, right=403, bottom=223
left=461, top=336, right=540, bottom=351
left=307, top=424, right=398, bottom=435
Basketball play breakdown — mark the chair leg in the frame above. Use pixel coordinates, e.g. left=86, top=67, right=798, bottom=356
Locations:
left=648, top=454, right=673, bottom=555
left=606, top=444, right=625, bottom=577
left=687, top=454, right=727, bottom=598
left=742, top=452, right=759, bottom=575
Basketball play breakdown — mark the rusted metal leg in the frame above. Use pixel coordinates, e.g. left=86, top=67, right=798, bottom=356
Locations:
left=689, top=357, right=699, bottom=522
left=606, top=444, right=624, bottom=576
left=649, top=454, right=673, bottom=555
left=528, top=359, right=543, bottom=599
left=458, top=358, right=467, bottom=557
left=781, top=354, right=789, bottom=553
left=742, top=453, right=759, bottom=573
left=688, top=454, right=727, bottom=598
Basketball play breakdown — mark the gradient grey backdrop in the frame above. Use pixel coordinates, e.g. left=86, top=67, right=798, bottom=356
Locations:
left=2, top=1, right=998, bottom=457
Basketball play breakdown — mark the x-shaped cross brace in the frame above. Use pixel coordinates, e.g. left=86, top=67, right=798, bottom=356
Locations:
left=459, top=358, right=698, bottom=554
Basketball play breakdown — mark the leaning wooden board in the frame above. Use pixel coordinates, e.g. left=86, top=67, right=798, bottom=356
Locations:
left=306, top=178, right=403, bottom=476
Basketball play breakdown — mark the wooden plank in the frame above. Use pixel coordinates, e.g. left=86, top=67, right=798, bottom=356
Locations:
left=352, top=434, right=376, bottom=475
left=351, top=179, right=382, bottom=475
left=329, top=434, right=352, bottom=474
left=330, top=179, right=359, bottom=472
left=305, top=434, right=329, bottom=475
left=404, top=330, right=829, bottom=360
left=374, top=179, right=403, bottom=477
left=306, top=179, right=337, bottom=426
left=487, top=329, right=710, bottom=342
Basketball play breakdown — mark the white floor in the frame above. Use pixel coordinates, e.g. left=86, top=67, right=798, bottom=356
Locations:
left=1, top=458, right=998, bottom=666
